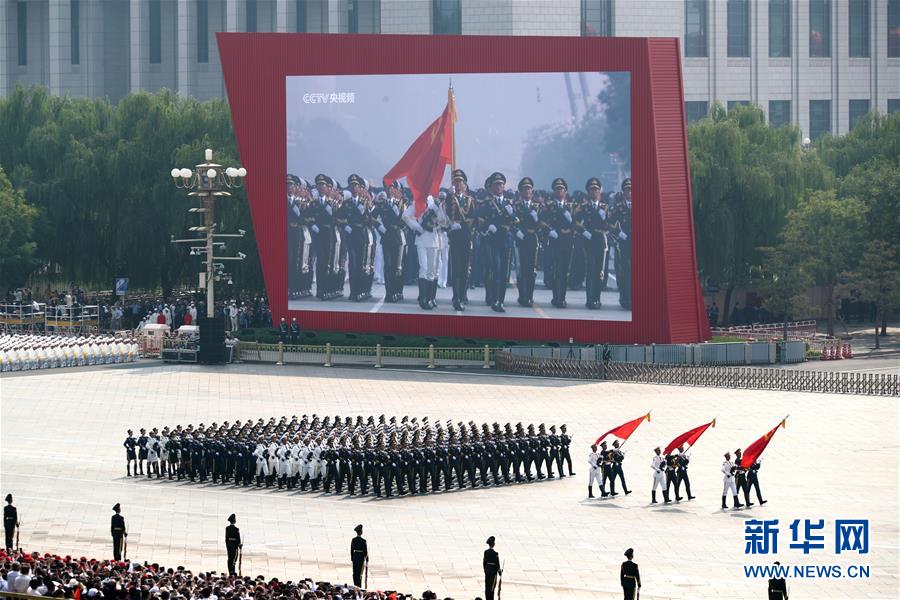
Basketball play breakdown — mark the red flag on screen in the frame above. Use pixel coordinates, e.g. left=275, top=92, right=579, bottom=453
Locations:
left=739, top=416, right=788, bottom=468
left=384, top=90, right=456, bottom=216
left=663, top=418, right=716, bottom=455
left=594, top=412, right=651, bottom=445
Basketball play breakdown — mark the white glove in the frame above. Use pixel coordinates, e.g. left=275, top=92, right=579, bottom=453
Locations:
left=392, top=205, right=400, bottom=216
left=515, top=230, right=525, bottom=240
left=357, top=203, right=365, bottom=214
left=564, top=210, right=572, bottom=223
left=427, top=195, right=436, bottom=210
left=412, top=223, right=424, bottom=234
left=344, top=225, right=352, bottom=235
left=530, top=209, right=538, bottom=222
left=487, top=224, right=497, bottom=234
left=598, top=208, right=606, bottom=220
left=451, top=223, right=462, bottom=231
left=377, top=224, right=386, bottom=234
left=582, top=231, right=592, bottom=240
left=325, top=204, right=332, bottom=216
left=549, top=230, right=559, bottom=239
left=505, top=204, right=514, bottom=216
left=618, top=231, right=628, bottom=241
left=311, top=225, right=320, bottom=234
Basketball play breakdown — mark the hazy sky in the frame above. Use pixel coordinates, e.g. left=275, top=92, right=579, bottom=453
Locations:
left=286, top=71, right=629, bottom=189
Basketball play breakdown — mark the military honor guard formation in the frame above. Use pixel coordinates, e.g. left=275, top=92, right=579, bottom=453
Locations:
left=0, top=333, right=139, bottom=371
left=122, top=416, right=576, bottom=497
left=286, top=169, right=633, bottom=313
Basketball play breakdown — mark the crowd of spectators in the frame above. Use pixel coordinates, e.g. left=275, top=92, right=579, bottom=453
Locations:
left=0, top=551, right=449, bottom=600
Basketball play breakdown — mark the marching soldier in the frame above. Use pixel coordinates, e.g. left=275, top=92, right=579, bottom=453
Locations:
left=610, top=440, right=631, bottom=495
left=446, top=169, right=476, bottom=312
left=137, top=428, right=148, bottom=475
left=734, top=448, right=753, bottom=507
left=351, top=524, right=368, bottom=588
left=620, top=548, right=641, bottom=600
left=343, top=174, right=374, bottom=302
left=477, top=172, right=517, bottom=313
left=483, top=536, right=501, bottom=600
left=611, top=178, right=633, bottom=309
left=548, top=425, right=563, bottom=478
left=559, top=424, right=575, bottom=476
left=587, top=445, right=603, bottom=498
left=676, top=445, right=695, bottom=500
left=600, top=441, right=614, bottom=497
left=664, top=449, right=682, bottom=502
left=748, top=458, right=767, bottom=505
left=581, top=178, right=610, bottom=309
left=376, top=181, right=407, bottom=303
left=650, top=447, right=666, bottom=504
left=111, top=503, right=126, bottom=561
left=768, top=561, right=789, bottom=599
left=124, top=429, right=137, bottom=477
left=312, top=174, right=338, bottom=300
left=721, top=451, right=742, bottom=509
left=287, top=174, right=305, bottom=299
left=225, top=514, right=242, bottom=576
left=514, top=177, right=540, bottom=307
left=544, top=179, right=576, bottom=308
left=4, top=494, right=18, bottom=551
left=404, top=192, right=448, bottom=310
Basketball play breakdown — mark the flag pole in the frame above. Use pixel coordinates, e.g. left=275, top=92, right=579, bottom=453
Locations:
left=448, top=82, right=457, bottom=172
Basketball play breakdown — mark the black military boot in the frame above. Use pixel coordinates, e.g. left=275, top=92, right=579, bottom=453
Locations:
left=663, top=490, right=671, bottom=503
left=429, top=280, right=438, bottom=308
left=256, top=475, right=262, bottom=488
left=418, top=279, right=431, bottom=310
left=733, top=495, right=743, bottom=509
left=651, top=491, right=658, bottom=504
left=722, top=495, right=728, bottom=509
left=127, top=465, right=131, bottom=477
left=588, top=486, right=594, bottom=498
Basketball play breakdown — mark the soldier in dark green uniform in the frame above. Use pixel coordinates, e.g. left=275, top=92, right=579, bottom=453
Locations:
left=111, top=503, right=126, bottom=561
left=620, top=547, right=641, bottom=599
left=611, top=178, right=632, bottom=309
left=581, top=178, right=611, bottom=309
left=514, top=177, right=540, bottom=306
left=446, top=169, right=475, bottom=312
left=768, top=561, right=789, bottom=599
left=225, top=513, right=242, bottom=576
left=483, top=535, right=501, bottom=600
left=351, top=524, right=368, bottom=587
left=4, top=494, right=18, bottom=551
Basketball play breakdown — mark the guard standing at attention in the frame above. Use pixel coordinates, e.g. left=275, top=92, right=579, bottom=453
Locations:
left=483, top=536, right=501, bottom=600
left=3, top=494, right=18, bottom=551
left=620, top=547, right=641, bottom=600
left=111, top=503, right=127, bottom=561
left=225, top=513, right=242, bottom=576
left=351, top=524, right=368, bottom=587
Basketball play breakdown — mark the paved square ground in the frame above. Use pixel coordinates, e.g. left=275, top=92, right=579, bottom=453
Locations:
left=1, top=364, right=897, bottom=599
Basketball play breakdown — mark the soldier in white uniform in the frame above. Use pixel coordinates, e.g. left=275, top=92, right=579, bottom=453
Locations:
left=253, top=443, right=270, bottom=487
left=650, top=447, right=667, bottom=504
left=403, top=195, right=448, bottom=310
left=147, top=433, right=160, bottom=478
left=721, top=451, right=742, bottom=510
left=587, top=444, right=603, bottom=498
left=228, top=302, right=239, bottom=332
left=158, top=430, right=169, bottom=477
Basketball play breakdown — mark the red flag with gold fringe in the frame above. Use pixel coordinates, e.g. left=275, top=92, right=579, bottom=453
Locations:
left=594, top=412, right=651, bottom=445
left=739, top=416, right=788, bottom=468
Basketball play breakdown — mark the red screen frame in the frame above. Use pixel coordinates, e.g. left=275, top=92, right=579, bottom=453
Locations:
left=217, top=33, right=709, bottom=344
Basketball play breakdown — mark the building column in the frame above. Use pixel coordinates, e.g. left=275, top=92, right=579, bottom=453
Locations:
left=0, top=1, right=8, bottom=97
left=48, top=0, right=69, bottom=95
left=276, top=0, right=294, bottom=32
left=177, top=0, right=195, bottom=97
left=226, top=0, right=245, bottom=31
left=82, top=0, right=104, bottom=98
left=130, top=0, right=146, bottom=92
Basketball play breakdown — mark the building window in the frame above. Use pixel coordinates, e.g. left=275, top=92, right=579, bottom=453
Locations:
left=888, top=0, right=900, bottom=57
left=727, top=100, right=750, bottom=112
left=197, top=0, right=208, bottom=63
left=149, top=0, right=161, bottom=64
left=347, top=0, right=380, bottom=33
left=849, top=100, right=870, bottom=130
left=246, top=0, right=258, bottom=32
left=582, top=0, right=614, bottom=36
left=769, top=0, right=791, bottom=57
left=888, top=99, right=900, bottom=114
left=70, top=0, right=80, bottom=65
left=727, top=0, right=750, bottom=57
left=848, top=0, right=870, bottom=58
left=684, top=0, right=708, bottom=57
left=809, top=100, right=831, bottom=140
left=432, top=0, right=461, bottom=34
left=16, top=1, right=27, bottom=66
left=297, top=0, right=328, bottom=32
left=685, top=101, right=709, bottom=124
left=809, top=0, right=831, bottom=57
left=769, top=100, right=791, bottom=128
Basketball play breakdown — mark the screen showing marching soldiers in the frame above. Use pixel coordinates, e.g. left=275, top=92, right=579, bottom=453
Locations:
left=285, top=71, right=632, bottom=319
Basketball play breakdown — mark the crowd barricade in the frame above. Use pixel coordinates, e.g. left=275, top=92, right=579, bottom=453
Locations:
left=239, top=341, right=494, bottom=369
left=492, top=351, right=899, bottom=397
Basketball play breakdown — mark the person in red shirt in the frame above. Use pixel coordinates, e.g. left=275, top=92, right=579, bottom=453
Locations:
left=156, top=313, right=166, bottom=325
left=183, top=312, right=193, bottom=326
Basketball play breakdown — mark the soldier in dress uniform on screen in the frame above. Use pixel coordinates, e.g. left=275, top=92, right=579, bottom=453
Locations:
left=375, top=180, right=407, bottom=303
left=544, top=179, right=576, bottom=308
left=312, top=174, right=337, bottom=300
left=476, top=172, right=517, bottom=313
left=514, top=177, right=540, bottom=307
left=611, top=178, right=633, bottom=309
left=446, top=169, right=476, bottom=312
left=581, top=177, right=611, bottom=309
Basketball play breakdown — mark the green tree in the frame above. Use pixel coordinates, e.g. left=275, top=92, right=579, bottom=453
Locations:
left=779, top=191, right=868, bottom=337
left=688, top=103, right=807, bottom=314
left=0, top=166, right=39, bottom=291
left=839, top=241, right=900, bottom=347
left=754, top=247, right=813, bottom=340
